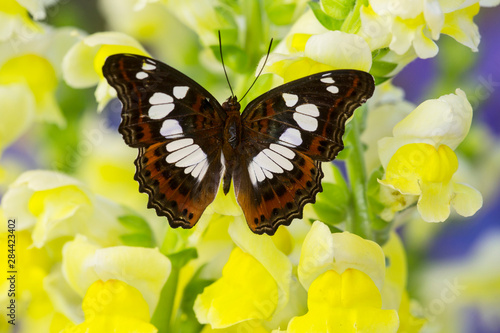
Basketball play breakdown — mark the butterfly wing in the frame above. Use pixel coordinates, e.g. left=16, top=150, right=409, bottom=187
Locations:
left=235, top=70, right=375, bottom=235
left=103, top=54, right=225, bottom=228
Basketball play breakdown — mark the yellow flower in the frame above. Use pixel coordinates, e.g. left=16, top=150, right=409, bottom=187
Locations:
left=194, top=220, right=293, bottom=328
left=62, top=279, right=157, bottom=333
left=0, top=170, right=128, bottom=247
left=0, top=54, right=62, bottom=124
left=378, top=89, right=483, bottom=222
left=284, top=269, right=399, bottom=332
left=361, top=0, right=490, bottom=59
left=0, top=229, right=54, bottom=332
left=62, top=31, right=149, bottom=110
left=194, top=247, right=279, bottom=328
left=298, top=221, right=386, bottom=291
left=62, top=235, right=171, bottom=314
left=0, top=84, right=34, bottom=157
left=0, top=0, right=41, bottom=41
left=397, top=291, right=426, bottom=333
left=265, top=30, right=372, bottom=83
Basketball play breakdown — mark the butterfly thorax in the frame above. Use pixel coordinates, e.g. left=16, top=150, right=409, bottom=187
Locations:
left=221, top=96, right=242, bottom=195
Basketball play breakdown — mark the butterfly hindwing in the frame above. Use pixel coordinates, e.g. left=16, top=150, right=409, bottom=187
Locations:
left=236, top=70, right=375, bottom=234
left=103, top=54, right=225, bottom=228
left=233, top=143, right=323, bottom=235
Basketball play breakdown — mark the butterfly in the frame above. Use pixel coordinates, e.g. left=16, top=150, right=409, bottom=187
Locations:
left=102, top=53, right=374, bottom=235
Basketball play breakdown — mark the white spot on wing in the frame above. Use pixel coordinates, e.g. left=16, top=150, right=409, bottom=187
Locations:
left=150, top=92, right=173, bottom=104
left=263, top=148, right=293, bottom=171
left=327, top=85, right=339, bottom=94
left=166, top=138, right=194, bottom=152
left=248, top=164, right=258, bottom=186
left=142, top=63, right=156, bottom=70
left=279, top=128, right=302, bottom=147
left=191, top=159, right=208, bottom=179
left=249, top=161, right=265, bottom=183
left=173, top=86, right=189, bottom=99
left=160, top=119, right=183, bottom=138
left=293, top=112, right=318, bottom=131
left=262, top=168, right=274, bottom=179
left=175, top=146, right=206, bottom=167
left=184, top=164, right=196, bottom=174
left=148, top=104, right=174, bottom=119
left=166, top=144, right=198, bottom=164
left=296, top=104, right=320, bottom=117
left=253, top=151, right=283, bottom=174
left=270, top=143, right=295, bottom=159
left=321, top=77, right=335, bottom=84
left=136, top=71, right=148, bottom=80
left=282, top=93, right=298, bottom=107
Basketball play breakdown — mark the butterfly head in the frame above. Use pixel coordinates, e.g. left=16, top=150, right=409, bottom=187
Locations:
left=222, top=95, right=240, bottom=114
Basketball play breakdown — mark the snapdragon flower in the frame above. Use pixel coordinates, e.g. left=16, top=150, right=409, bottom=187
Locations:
left=378, top=89, right=483, bottom=222
left=360, top=0, right=491, bottom=59
left=62, top=31, right=149, bottom=110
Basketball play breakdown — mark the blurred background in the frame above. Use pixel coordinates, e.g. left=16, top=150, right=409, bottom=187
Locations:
left=2, top=0, right=499, bottom=332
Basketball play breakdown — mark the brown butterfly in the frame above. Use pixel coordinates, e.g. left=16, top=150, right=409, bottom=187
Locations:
left=102, top=53, right=374, bottom=235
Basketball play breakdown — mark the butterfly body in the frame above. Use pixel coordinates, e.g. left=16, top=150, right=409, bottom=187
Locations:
left=220, top=96, right=242, bottom=194
left=103, top=54, right=375, bottom=235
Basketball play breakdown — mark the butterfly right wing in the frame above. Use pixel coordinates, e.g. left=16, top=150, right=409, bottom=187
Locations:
left=103, top=54, right=225, bottom=228
left=235, top=70, right=375, bottom=235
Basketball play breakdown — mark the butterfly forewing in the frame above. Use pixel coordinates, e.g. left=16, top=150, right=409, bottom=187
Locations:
left=103, top=54, right=225, bottom=228
left=236, top=70, right=375, bottom=234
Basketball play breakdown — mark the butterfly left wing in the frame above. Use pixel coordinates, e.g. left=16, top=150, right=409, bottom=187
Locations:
left=234, top=70, right=375, bottom=235
left=103, top=54, right=226, bottom=229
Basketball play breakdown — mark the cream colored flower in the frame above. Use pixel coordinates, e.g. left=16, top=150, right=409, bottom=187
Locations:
left=378, top=89, right=482, bottom=222
left=0, top=170, right=129, bottom=247
left=298, top=221, right=386, bottom=292
left=62, top=235, right=171, bottom=316
left=62, top=31, right=149, bottom=110
left=264, top=30, right=372, bottom=83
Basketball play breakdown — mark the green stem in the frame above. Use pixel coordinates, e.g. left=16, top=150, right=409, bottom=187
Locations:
left=151, top=264, right=180, bottom=333
left=345, top=108, right=372, bottom=239
left=243, top=0, right=264, bottom=69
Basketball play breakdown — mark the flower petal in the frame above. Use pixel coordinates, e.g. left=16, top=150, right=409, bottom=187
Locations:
left=287, top=269, right=399, bottom=332
left=194, top=247, right=279, bottom=327
left=417, top=180, right=454, bottom=222
left=305, top=31, right=372, bottom=71
left=62, top=235, right=171, bottom=314
left=451, top=182, right=483, bottom=217
left=298, top=222, right=386, bottom=292
left=442, top=4, right=480, bottom=51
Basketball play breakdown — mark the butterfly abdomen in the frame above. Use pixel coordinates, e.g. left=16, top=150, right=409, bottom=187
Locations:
left=221, top=96, right=243, bottom=195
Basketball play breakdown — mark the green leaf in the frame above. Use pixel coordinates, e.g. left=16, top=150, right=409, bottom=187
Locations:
left=322, top=0, right=356, bottom=19
left=370, top=60, right=398, bottom=78
left=172, top=265, right=215, bottom=333
left=373, top=75, right=392, bottom=85
left=308, top=1, right=343, bottom=31
left=118, top=214, right=151, bottom=231
left=119, top=234, right=154, bottom=248
left=264, top=0, right=297, bottom=26
left=118, top=214, right=154, bottom=248
left=313, top=166, right=350, bottom=225
left=210, top=44, right=249, bottom=73
left=167, top=248, right=198, bottom=268
left=366, top=167, right=393, bottom=245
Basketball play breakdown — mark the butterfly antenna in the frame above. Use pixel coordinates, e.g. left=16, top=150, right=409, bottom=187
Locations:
left=219, top=31, right=235, bottom=98
left=238, top=37, right=273, bottom=103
